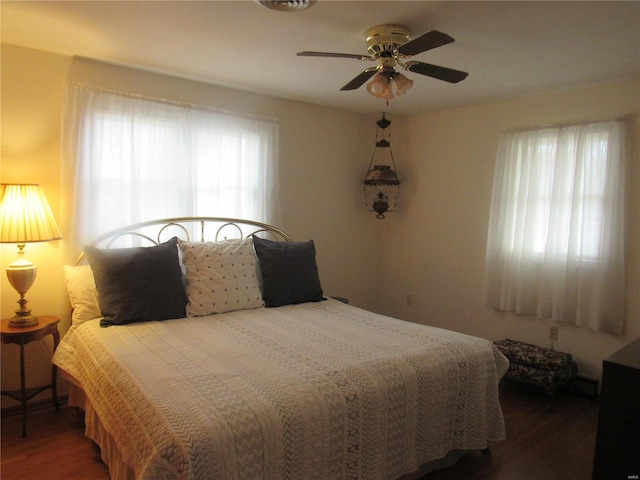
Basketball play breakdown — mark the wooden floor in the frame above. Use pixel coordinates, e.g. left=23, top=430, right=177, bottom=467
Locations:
left=1, top=381, right=598, bottom=480
left=422, top=382, right=599, bottom=480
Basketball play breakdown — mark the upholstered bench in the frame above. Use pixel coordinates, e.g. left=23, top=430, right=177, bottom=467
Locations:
left=494, top=338, right=577, bottom=410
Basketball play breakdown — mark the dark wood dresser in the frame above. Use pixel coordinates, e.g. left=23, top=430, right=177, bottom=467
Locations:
left=592, top=337, right=640, bottom=480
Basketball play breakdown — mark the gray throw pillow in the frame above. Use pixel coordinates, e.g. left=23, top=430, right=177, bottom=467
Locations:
left=252, top=235, right=324, bottom=307
left=85, top=236, right=187, bottom=327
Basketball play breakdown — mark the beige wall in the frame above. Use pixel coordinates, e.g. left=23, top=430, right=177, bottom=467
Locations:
left=1, top=47, right=73, bottom=403
left=2, top=44, right=638, bottom=406
left=380, top=79, right=640, bottom=379
left=1, top=45, right=380, bottom=405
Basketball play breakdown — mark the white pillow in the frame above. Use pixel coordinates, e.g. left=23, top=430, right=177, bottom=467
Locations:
left=179, top=238, right=264, bottom=316
left=63, top=264, right=102, bottom=326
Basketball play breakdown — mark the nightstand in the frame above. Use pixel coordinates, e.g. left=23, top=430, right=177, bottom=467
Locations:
left=1, top=315, right=61, bottom=437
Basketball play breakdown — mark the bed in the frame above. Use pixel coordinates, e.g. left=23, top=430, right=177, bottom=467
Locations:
left=54, top=217, right=509, bottom=480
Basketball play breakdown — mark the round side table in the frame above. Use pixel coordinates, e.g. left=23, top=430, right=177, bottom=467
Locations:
left=1, top=315, right=61, bottom=437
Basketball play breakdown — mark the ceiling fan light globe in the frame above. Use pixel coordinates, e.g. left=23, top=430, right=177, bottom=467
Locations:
left=367, top=83, right=384, bottom=96
left=393, top=74, right=413, bottom=95
left=367, top=74, right=389, bottom=98
left=368, top=85, right=394, bottom=100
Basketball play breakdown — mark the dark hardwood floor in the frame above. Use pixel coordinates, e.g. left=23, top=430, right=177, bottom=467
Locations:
left=422, top=381, right=599, bottom=480
left=1, top=381, right=598, bottom=480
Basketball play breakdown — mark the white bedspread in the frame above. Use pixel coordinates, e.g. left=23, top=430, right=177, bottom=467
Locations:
left=54, top=299, right=508, bottom=480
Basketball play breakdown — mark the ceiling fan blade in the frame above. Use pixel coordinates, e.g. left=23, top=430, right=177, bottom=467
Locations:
left=340, top=68, right=378, bottom=91
left=297, top=51, right=371, bottom=60
left=397, top=30, right=455, bottom=57
left=404, top=61, right=468, bottom=83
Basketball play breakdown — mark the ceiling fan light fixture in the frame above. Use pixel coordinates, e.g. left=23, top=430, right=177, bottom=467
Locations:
left=367, top=73, right=392, bottom=99
left=392, top=73, right=413, bottom=95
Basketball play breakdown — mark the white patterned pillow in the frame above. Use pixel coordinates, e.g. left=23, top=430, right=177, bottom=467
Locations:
left=179, top=238, right=264, bottom=316
left=64, top=264, right=102, bottom=326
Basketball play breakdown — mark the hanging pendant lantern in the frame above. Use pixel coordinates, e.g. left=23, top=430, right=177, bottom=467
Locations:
left=363, top=113, right=400, bottom=219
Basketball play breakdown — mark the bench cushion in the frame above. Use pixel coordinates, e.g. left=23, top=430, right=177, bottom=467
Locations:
left=494, top=338, right=572, bottom=371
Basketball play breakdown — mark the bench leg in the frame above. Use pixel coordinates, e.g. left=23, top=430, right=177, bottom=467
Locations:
left=545, top=387, right=556, bottom=411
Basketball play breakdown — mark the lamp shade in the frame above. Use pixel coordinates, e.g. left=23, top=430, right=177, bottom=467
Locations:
left=392, top=73, right=413, bottom=95
left=0, top=184, right=62, bottom=244
left=363, top=165, right=400, bottom=186
left=1, top=184, right=62, bottom=327
left=364, top=165, right=400, bottom=219
left=367, top=73, right=392, bottom=99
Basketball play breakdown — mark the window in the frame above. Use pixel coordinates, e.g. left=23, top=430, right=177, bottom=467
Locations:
left=63, top=85, right=279, bottom=249
left=483, top=121, right=625, bottom=334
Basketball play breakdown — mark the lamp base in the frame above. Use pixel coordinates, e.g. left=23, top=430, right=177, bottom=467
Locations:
left=6, top=252, right=39, bottom=328
left=8, top=298, right=38, bottom=328
left=8, top=314, right=39, bottom=328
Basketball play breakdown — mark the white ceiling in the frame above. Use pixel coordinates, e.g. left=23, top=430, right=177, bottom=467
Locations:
left=2, top=1, right=639, bottom=116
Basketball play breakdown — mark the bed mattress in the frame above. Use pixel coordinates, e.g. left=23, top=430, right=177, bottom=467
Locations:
left=54, top=299, right=508, bottom=480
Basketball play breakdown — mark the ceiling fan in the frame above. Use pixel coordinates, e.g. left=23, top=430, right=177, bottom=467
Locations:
left=297, top=24, right=468, bottom=99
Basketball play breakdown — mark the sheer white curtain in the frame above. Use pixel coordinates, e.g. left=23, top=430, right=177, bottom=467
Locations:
left=63, top=84, right=279, bottom=250
left=484, top=121, right=626, bottom=334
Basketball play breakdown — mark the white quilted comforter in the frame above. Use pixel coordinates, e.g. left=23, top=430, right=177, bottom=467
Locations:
left=54, top=299, right=508, bottom=480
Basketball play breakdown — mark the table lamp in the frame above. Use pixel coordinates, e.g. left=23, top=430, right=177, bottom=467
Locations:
left=0, top=184, right=62, bottom=327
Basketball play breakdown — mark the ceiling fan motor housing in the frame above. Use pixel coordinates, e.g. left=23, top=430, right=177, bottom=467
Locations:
left=365, top=25, right=412, bottom=56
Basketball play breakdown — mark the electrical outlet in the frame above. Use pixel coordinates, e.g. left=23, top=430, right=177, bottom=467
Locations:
left=549, top=326, right=559, bottom=341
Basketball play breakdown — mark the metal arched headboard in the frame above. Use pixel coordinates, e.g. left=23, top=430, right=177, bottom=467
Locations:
left=75, top=217, right=292, bottom=264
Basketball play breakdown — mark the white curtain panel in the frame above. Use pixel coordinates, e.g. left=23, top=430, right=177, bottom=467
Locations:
left=63, top=84, right=279, bottom=250
left=484, top=121, right=626, bottom=334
